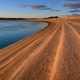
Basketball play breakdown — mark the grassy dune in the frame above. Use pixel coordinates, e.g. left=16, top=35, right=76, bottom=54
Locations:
left=0, top=16, right=80, bottom=80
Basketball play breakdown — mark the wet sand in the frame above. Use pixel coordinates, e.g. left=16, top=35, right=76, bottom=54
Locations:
left=0, top=16, right=80, bottom=80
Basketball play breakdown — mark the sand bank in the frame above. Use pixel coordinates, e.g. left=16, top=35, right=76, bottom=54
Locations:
left=0, top=16, right=80, bottom=80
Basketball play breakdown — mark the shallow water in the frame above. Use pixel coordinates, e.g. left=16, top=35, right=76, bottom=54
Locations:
left=0, top=20, right=47, bottom=48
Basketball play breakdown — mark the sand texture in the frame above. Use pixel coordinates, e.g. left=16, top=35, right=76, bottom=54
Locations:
left=0, top=16, right=80, bottom=80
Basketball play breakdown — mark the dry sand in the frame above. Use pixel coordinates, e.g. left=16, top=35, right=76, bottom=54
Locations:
left=0, top=16, right=80, bottom=80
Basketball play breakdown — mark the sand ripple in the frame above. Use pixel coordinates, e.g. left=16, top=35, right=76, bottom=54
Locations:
left=0, top=16, right=80, bottom=80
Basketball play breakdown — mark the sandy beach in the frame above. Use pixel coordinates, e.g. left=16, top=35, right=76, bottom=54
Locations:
left=0, top=16, right=80, bottom=80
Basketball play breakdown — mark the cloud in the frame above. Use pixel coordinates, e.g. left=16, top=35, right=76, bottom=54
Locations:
left=17, top=3, right=62, bottom=12
left=69, top=9, right=80, bottom=13
left=71, top=13, right=80, bottom=15
left=64, top=3, right=80, bottom=9
left=17, top=4, right=52, bottom=10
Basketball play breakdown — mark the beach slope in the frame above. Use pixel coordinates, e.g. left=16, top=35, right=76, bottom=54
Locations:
left=0, top=16, right=80, bottom=80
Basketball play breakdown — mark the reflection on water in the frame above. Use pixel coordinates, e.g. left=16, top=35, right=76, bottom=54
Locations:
left=0, top=21, right=47, bottom=48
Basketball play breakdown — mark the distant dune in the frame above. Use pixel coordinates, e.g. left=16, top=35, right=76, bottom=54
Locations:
left=0, top=16, right=80, bottom=80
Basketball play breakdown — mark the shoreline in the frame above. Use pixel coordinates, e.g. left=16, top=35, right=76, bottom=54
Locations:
left=0, top=16, right=80, bottom=80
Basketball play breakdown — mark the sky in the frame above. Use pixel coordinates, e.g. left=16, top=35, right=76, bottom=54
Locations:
left=0, top=0, right=80, bottom=18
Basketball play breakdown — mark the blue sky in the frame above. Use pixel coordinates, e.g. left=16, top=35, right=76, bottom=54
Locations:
left=0, top=0, right=80, bottom=18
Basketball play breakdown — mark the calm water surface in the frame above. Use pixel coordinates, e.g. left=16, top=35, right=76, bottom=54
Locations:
left=0, top=20, right=47, bottom=48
